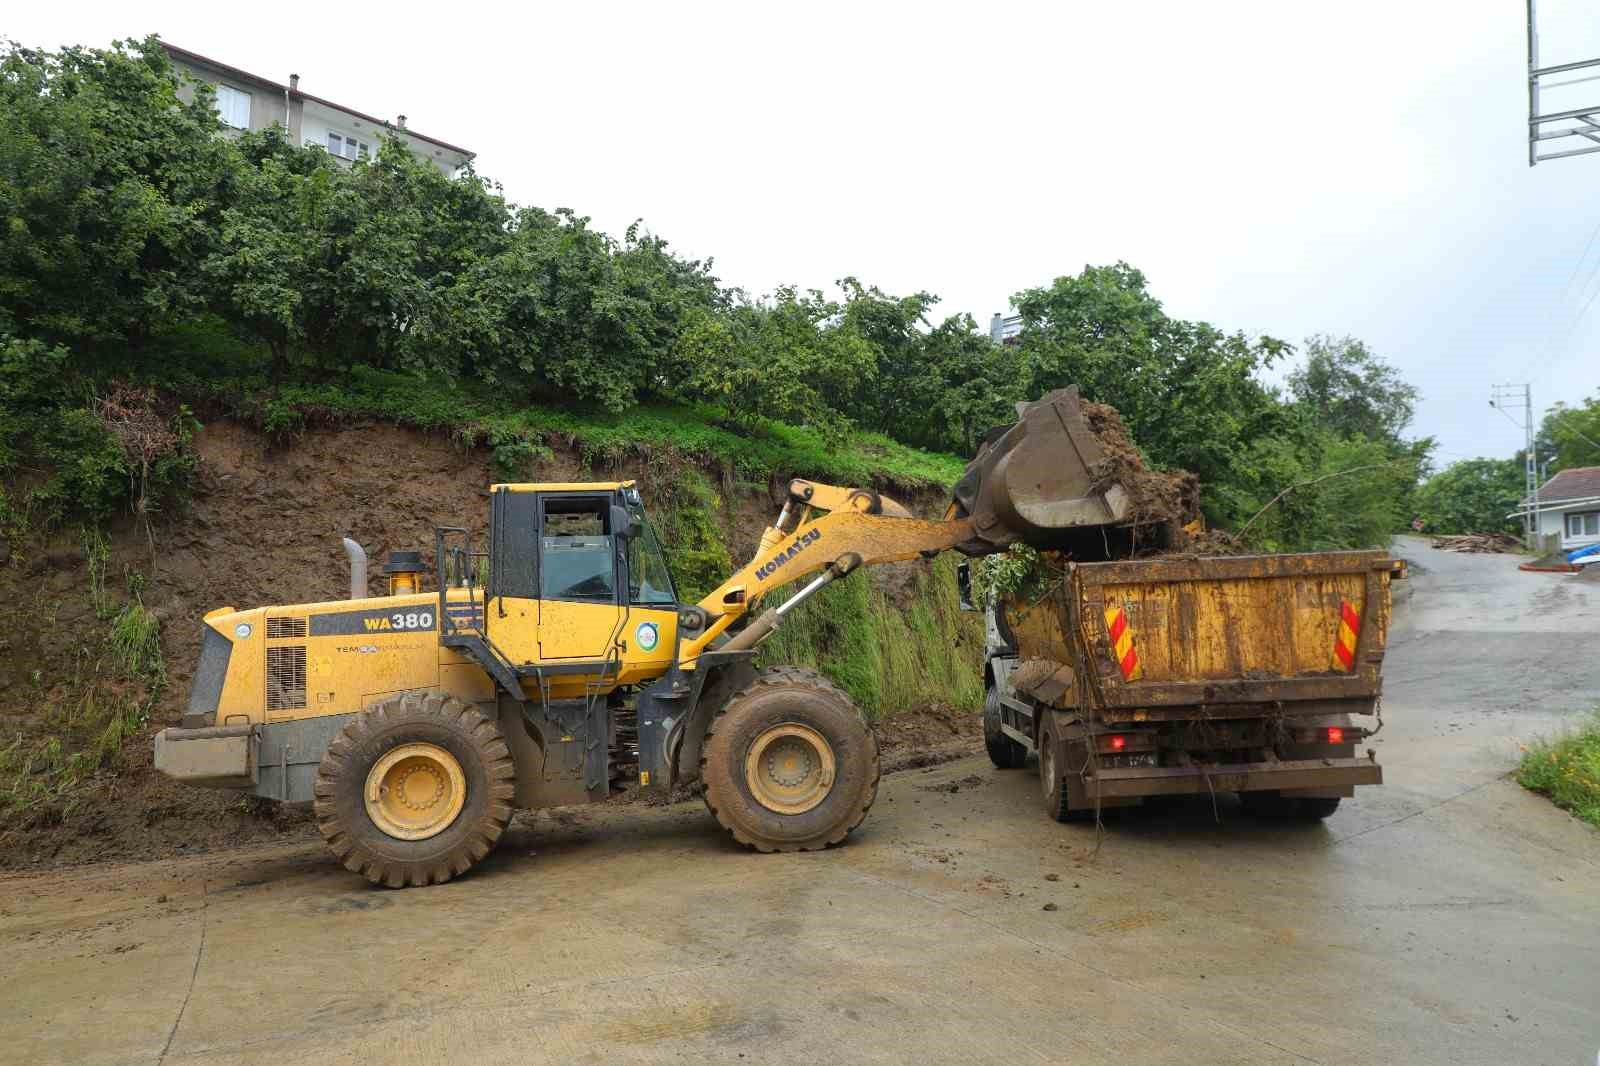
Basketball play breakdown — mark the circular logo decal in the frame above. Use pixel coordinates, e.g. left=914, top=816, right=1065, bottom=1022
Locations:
left=635, top=621, right=660, bottom=652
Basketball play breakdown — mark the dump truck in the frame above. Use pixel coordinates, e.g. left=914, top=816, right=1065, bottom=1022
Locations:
left=155, top=388, right=1139, bottom=886
left=965, top=549, right=1402, bottom=820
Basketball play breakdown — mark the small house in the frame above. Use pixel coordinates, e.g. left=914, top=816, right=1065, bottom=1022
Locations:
left=1522, top=466, right=1600, bottom=550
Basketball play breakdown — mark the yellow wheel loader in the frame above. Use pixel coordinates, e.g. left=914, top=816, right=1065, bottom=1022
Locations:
left=154, top=389, right=1128, bottom=886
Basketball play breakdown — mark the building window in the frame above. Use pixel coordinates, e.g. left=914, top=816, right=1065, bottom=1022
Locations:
left=215, top=84, right=251, bottom=129
left=1567, top=511, right=1600, bottom=538
left=326, top=131, right=370, bottom=160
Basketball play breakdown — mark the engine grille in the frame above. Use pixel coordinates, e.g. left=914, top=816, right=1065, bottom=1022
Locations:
left=266, top=616, right=308, bottom=639
left=266, top=645, right=307, bottom=711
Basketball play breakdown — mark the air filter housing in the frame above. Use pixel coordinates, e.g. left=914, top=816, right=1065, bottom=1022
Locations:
left=384, top=550, right=425, bottom=595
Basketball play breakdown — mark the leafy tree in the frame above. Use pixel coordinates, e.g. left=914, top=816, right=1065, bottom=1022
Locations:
left=901, top=313, right=1023, bottom=454
left=424, top=210, right=718, bottom=411
left=668, top=287, right=874, bottom=430
left=200, top=131, right=339, bottom=379
left=1011, top=263, right=1289, bottom=522
left=1219, top=421, right=1423, bottom=551
left=1536, top=396, right=1600, bottom=472
left=1413, top=458, right=1525, bottom=535
left=0, top=37, right=231, bottom=355
left=1288, top=335, right=1418, bottom=446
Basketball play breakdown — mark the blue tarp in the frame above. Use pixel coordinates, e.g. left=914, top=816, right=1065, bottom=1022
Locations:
left=1568, top=542, right=1600, bottom=563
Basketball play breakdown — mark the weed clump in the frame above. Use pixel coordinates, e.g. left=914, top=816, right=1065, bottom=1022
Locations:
left=1517, top=712, right=1600, bottom=828
left=0, top=559, right=165, bottom=826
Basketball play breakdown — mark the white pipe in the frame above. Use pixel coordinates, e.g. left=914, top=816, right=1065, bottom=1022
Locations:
left=342, top=537, right=367, bottom=600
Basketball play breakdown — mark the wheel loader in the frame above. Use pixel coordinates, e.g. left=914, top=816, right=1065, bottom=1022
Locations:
left=153, top=388, right=1133, bottom=886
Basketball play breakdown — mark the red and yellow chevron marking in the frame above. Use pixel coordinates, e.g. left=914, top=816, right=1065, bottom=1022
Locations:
left=1331, top=599, right=1360, bottom=671
left=1103, top=604, right=1142, bottom=681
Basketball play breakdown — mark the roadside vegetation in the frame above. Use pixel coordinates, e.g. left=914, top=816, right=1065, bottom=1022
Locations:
left=1517, top=714, right=1600, bottom=828
left=0, top=555, right=166, bottom=827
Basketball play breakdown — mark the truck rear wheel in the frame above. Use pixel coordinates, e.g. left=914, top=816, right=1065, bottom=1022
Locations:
left=1039, top=714, right=1074, bottom=822
left=313, top=692, right=516, bottom=887
left=983, top=686, right=1028, bottom=769
left=701, top=666, right=879, bottom=852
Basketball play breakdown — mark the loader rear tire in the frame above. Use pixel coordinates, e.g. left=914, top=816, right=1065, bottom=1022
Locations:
left=701, top=666, right=879, bottom=852
left=313, top=692, right=515, bottom=888
left=983, top=686, right=1028, bottom=769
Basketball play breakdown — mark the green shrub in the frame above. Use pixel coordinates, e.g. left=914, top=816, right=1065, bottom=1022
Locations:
left=1517, top=713, right=1600, bottom=828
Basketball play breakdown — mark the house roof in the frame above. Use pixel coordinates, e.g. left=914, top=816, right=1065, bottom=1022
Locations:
left=1528, top=466, right=1600, bottom=507
left=158, top=41, right=473, bottom=159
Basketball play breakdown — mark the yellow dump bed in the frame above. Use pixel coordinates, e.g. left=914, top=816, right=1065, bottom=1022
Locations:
left=1013, top=550, right=1400, bottom=715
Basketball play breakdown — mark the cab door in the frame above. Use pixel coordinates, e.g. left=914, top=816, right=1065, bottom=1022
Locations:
left=536, top=494, right=624, bottom=660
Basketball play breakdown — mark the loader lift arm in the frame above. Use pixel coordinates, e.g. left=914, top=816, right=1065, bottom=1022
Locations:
left=677, top=478, right=974, bottom=665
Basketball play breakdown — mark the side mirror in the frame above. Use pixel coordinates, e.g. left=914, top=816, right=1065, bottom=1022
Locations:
left=611, top=504, right=636, bottom=541
left=956, top=561, right=977, bottom=612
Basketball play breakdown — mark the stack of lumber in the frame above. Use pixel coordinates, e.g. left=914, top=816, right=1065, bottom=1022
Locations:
left=1430, top=532, right=1521, bottom=554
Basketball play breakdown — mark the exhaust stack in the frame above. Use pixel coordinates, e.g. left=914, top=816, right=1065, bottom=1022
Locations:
left=342, top=537, right=367, bottom=600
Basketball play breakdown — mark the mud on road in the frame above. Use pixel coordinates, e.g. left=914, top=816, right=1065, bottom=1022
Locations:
left=1, top=538, right=1596, bottom=1065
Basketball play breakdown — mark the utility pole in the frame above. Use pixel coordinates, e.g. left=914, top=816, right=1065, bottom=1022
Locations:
left=1526, top=0, right=1600, bottom=164
left=1491, top=384, right=1538, bottom=547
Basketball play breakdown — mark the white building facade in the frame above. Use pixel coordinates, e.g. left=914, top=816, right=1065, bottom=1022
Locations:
left=161, top=41, right=473, bottom=177
left=1523, top=466, right=1600, bottom=551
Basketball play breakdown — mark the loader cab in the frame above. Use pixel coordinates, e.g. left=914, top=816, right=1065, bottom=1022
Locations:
left=484, top=482, right=679, bottom=672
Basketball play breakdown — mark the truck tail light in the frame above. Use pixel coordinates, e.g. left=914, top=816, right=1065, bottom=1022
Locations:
left=1327, top=727, right=1344, bottom=744
left=1109, top=735, right=1126, bottom=751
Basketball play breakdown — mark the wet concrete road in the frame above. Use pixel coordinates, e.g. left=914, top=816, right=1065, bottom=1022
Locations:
left=2, top=539, right=1596, bottom=1065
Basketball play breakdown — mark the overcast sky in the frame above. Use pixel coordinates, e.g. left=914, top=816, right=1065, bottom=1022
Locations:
left=11, top=1, right=1600, bottom=465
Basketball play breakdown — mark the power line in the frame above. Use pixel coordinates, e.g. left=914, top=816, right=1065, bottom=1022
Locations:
left=1558, top=216, right=1600, bottom=300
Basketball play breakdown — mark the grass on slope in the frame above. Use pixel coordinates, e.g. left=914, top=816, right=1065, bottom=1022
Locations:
left=163, top=354, right=966, bottom=491
left=758, top=555, right=985, bottom=718
left=1517, top=712, right=1600, bottom=829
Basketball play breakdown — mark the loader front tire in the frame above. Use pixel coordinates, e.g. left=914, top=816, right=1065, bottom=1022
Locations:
left=313, top=693, right=515, bottom=888
left=701, top=666, right=879, bottom=852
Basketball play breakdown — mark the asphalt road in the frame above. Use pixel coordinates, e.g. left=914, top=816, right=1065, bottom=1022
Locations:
left=2, top=538, right=1596, bottom=1065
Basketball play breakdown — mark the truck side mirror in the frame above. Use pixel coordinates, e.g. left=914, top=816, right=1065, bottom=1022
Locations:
left=611, top=504, right=636, bottom=541
left=956, top=561, right=977, bottom=612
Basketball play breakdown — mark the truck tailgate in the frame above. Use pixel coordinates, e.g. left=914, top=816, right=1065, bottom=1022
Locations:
left=1074, top=550, right=1396, bottom=709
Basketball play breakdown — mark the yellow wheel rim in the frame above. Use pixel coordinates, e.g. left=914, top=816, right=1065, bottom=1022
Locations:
left=745, top=723, right=836, bottom=816
left=364, top=743, right=466, bottom=841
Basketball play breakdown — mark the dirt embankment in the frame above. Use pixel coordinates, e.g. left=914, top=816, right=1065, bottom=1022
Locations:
left=0, top=420, right=973, bottom=871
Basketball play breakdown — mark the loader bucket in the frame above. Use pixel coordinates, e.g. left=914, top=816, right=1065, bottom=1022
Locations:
left=949, top=386, right=1133, bottom=555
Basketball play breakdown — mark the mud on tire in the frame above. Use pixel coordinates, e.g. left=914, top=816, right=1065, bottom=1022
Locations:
left=701, top=666, right=880, bottom=852
left=313, top=692, right=515, bottom=888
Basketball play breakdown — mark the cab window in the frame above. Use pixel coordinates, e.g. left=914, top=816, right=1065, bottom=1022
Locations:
left=540, top=498, right=615, bottom=601
left=628, top=508, right=677, bottom=606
